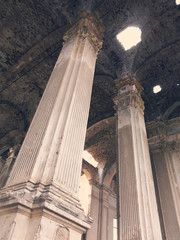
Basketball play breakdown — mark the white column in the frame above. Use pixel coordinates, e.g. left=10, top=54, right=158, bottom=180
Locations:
left=114, top=77, right=162, bottom=240
left=0, top=15, right=103, bottom=240
left=6, top=16, right=103, bottom=197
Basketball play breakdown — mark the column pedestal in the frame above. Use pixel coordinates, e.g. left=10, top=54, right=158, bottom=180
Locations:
left=0, top=15, right=103, bottom=240
left=114, top=77, right=162, bottom=240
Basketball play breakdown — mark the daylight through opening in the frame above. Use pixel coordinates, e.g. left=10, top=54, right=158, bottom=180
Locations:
left=116, top=26, right=142, bottom=50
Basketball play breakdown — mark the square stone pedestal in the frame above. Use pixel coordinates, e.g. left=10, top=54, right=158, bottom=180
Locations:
left=0, top=181, right=91, bottom=240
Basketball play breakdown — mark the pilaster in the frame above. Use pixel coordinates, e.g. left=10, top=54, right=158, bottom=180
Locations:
left=86, top=181, right=116, bottom=240
left=147, top=119, right=180, bottom=240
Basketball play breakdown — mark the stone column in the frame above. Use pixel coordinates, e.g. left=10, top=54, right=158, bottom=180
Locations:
left=0, top=15, right=103, bottom=240
left=114, top=77, right=162, bottom=240
left=147, top=120, right=180, bottom=240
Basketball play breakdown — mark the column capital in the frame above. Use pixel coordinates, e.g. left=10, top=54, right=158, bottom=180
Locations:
left=147, top=120, right=170, bottom=152
left=115, top=76, right=143, bottom=93
left=113, top=76, right=144, bottom=114
left=147, top=121, right=168, bottom=152
left=147, top=120, right=180, bottom=152
left=64, top=13, right=104, bottom=53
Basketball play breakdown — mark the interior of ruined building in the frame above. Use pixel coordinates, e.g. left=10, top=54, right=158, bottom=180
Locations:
left=0, top=0, right=180, bottom=240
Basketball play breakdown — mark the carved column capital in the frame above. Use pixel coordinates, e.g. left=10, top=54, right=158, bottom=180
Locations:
left=113, top=76, right=144, bottom=114
left=147, top=120, right=180, bottom=152
left=64, top=14, right=104, bottom=53
left=146, top=121, right=167, bottom=152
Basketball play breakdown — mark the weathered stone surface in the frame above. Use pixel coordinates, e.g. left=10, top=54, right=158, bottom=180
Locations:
left=114, top=78, right=162, bottom=240
left=54, top=226, right=69, bottom=240
left=0, top=15, right=101, bottom=240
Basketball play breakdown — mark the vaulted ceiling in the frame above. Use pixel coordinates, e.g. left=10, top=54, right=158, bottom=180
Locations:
left=0, top=0, right=179, bottom=166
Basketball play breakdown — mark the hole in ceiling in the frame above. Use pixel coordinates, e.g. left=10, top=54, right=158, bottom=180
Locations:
left=153, top=85, right=162, bottom=94
left=176, top=0, right=180, bottom=5
left=116, top=26, right=142, bottom=50
left=83, top=150, right=98, bottom=168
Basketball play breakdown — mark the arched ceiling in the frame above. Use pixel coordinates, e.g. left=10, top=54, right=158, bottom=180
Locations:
left=85, top=117, right=116, bottom=167
left=0, top=0, right=179, bottom=160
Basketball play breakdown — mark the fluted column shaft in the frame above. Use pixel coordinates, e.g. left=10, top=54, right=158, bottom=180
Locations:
left=148, top=120, right=180, bottom=240
left=114, top=77, right=162, bottom=240
left=0, top=16, right=102, bottom=240
left=6, top=16, right=103, bottom=198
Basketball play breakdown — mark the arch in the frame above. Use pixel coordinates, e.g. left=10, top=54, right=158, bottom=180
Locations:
left=162, top=101, right=180, bottom=120
left=103, top=162, right=117, bottom=188
left=86, top=116, right=115, bottom=143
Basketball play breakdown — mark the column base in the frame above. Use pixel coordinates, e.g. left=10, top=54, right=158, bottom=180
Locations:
left=0, top=181, right=91, bottom=240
